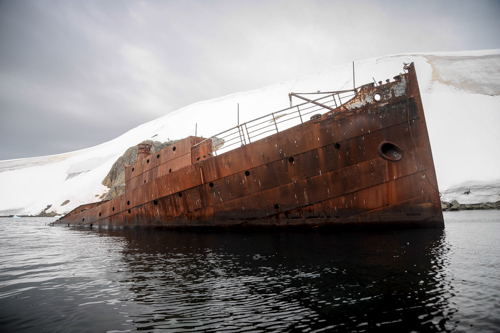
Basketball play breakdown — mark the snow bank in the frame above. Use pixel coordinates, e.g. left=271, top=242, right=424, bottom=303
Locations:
left=1, top=49, right=499, bottom=215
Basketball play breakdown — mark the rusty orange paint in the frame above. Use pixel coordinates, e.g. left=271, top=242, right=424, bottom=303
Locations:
left=54, top=63, right=444, bottom=230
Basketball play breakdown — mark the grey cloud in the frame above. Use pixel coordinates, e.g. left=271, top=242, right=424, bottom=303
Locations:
left=1, top=0, right=499, bottom=160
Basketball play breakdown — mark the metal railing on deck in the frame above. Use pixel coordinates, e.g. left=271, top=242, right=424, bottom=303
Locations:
left=193, top=89, right=357, bottom=156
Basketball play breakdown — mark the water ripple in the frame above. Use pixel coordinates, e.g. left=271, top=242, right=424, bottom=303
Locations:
left=1, top=213, right=500, bottom=332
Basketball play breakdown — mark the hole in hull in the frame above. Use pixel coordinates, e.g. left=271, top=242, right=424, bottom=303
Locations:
left=378, top=141, right=403, bottom=161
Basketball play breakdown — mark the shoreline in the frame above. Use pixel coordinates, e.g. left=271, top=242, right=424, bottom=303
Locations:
left=441, top=200, right=500, bottom=211
left=2, top=201, right=500, bottom=219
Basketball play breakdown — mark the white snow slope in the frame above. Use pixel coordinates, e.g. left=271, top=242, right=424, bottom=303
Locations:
left=1, top=50, right=499, bottom=215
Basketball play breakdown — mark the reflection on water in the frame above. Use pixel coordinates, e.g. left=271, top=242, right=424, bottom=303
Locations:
left=113, top=228, right=450, bottom=332
left=1, top=211, right=499, bottom=332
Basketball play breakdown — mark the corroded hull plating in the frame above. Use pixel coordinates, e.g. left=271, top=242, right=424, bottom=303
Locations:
left=55, top=64, right=444, bottom=229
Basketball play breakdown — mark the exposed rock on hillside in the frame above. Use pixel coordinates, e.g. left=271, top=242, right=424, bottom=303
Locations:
left=37, top=204, right=58, bottom=217
left=441, top=200, right=500, bottom=211
left=101, top=139, right=178, bottom=201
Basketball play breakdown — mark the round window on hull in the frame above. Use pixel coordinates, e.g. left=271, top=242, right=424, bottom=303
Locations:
left=378, top=141, right=403, bottom=161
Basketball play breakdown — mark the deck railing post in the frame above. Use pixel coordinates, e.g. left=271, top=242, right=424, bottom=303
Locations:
left=240, top=125, right=247, bottom=145
left=244, top=123, right=251, bottom=143
left=297, top=106, right=303, bottom=123
left=271, top=113, right=279, bottom=133
left=236, top=103, right=246, bottom=146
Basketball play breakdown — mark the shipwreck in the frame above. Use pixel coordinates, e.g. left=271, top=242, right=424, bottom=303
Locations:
left=54, top=63, right=444, bottom=229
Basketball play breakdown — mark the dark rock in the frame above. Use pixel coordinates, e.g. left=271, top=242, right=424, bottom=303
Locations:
left=441, top=200, right=500, bottom=211
left=37, top=204, right=58, bottom=217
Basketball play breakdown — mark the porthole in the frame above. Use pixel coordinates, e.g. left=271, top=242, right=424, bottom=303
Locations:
left=173, top=147, right=176, bottom=151
left=169, top=169, right=172, bottom=173
left=82, top=218, right=85, bottom=222
left=274, top=204, right=280, bottom=210
left=132, top=168, right=135, bottom=172
left=157, top=154, right=160, bottom=159
left=154, top=200, right=158, bottom=205
left=209, top=182, right=214, bottom=187
left=178, top=192, right=183, bottom=198
left=128, top=209, right=131, bottom=214
left=378, top=141, right=403, bottom=161
left=147, top=159, right=149, bottom=163
left=127, top=201, right=130, bottom=205
left=144, top=180, right=146, bottom=183
left=245, top=171, right=250, bottom=176
left=335, top=143, right=341, bottom=149
left=288, top=157, right=294, bottom=163
left=99, top=212, right=101, bottom=217
left=112, top=207, right=115, bottom=211
left=374, top=93, right=382, bottom=102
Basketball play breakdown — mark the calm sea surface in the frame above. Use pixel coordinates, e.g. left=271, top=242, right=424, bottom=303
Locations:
left=1, top=211, right=499, bottom=332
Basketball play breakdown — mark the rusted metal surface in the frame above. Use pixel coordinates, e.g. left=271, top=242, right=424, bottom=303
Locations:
left=136, top=143, right=152, bottom=162
left=54, top=63, right=444, bottom=229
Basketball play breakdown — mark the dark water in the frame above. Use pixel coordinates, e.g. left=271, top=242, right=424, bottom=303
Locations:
left=1, top=211, right=499, bottom=333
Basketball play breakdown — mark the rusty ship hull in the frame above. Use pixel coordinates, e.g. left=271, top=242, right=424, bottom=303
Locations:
left=54, top=63, right=444, bottom=229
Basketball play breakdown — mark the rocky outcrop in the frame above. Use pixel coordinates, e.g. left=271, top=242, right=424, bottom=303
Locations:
left=441, top=200, right=500, bottom=211
left=101, top=139, right=178, bottom=201
left=37, top=204, right=58, bottom=217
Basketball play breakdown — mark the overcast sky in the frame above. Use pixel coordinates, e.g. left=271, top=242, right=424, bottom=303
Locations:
left=1, top=0, right=499, bottom=160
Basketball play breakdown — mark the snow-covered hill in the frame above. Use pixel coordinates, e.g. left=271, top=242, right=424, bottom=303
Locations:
left=1, top=50, right=499, bottom=215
